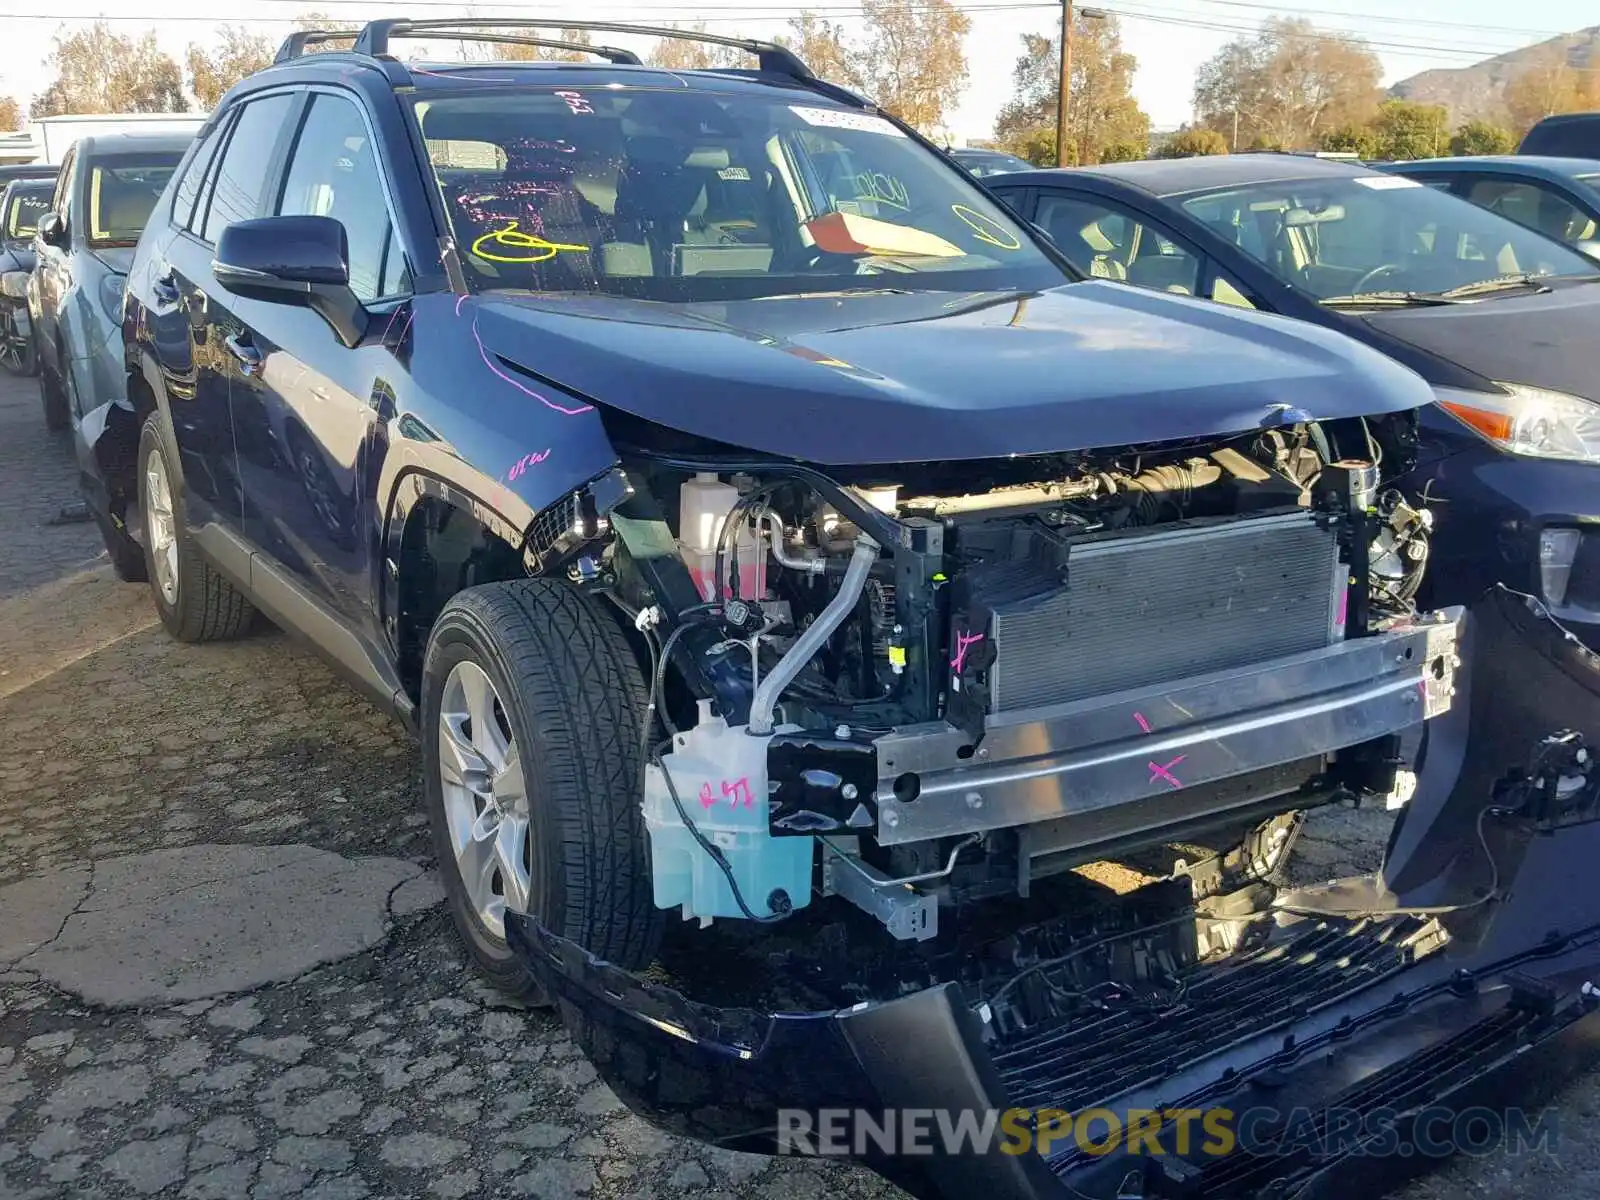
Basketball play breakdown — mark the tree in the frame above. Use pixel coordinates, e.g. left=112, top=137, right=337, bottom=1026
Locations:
left=186, top=26, right=276, bottom=110
left=854, top=0, right=970, bottom=134
left=1366, top=99, right=1448, bottom=160
left=1450, top=120, right=1516, bottom=156
left=1503, top=45, right=1600, bottom=135
left=1157, top=127, right=1230, bottom=158
left=32, top=22, right=187, bottom=116
left=1194, top=18, right=1380, bottom=151
left=648, top=22, right=751, bottom=71
left=0, top=96, right=21, bottom=131
left=993, top=17, right=1149, bottom=166
left=1320, top=123, right=1378, bottom=158
left=779, top=13, right=859, bottom=87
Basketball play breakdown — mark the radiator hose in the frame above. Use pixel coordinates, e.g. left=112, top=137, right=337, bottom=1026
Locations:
left=748, top=534, right=880, bottom=736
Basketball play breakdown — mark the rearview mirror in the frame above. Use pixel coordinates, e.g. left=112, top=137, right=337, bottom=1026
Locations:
left=213, top=215, right=366, bottom=347
left=37, top=212, right=66, bottom=248
left=1283, top=205, right=1346, bottom=227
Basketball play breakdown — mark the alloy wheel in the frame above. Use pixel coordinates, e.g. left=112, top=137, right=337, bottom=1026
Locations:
left=437, top=660, right=532, bottom=941
left=144, top=447, right=179, bottom=605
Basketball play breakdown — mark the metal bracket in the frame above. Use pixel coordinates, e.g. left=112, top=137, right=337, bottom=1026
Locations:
left=821, top=841, right=940, bottom=941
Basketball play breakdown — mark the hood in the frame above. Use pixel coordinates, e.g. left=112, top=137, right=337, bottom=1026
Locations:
left=1360, top=280, right=1600, bottom=402
left=474, top=283, right=1433, bottom=465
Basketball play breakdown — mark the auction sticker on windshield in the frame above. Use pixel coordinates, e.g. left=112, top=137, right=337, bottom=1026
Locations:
left=790, top=106, right=907, bottom=137
left=1353, top=175, right=1424, bottom=189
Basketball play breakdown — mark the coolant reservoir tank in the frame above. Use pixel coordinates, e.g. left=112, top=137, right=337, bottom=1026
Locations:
left=642, top=701, right=813, bottom=924
left=677, top=473, right=767, bottom=601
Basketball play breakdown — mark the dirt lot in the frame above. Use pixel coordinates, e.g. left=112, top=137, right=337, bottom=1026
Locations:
left=0, top=370, right=1594, bottom=1199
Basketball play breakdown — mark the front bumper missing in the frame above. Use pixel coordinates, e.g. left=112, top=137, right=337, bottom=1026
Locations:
left=505, top=591, right=1600, bottom=1200
left=872, top=612, right=1462, bottom=845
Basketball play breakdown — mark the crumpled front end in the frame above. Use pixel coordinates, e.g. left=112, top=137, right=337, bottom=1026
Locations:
left=509, top=589, right=1600, bottom=1200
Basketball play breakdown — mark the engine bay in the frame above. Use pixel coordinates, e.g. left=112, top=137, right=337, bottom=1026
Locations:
left=594, top=410, right=1447, bottom=947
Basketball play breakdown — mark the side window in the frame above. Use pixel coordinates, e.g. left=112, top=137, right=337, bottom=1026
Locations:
left=1210, top=272, right=1257, bottom=309
left=171, top=118, right=226, bottom=231
left=276, top=93, right=408, bottom=302
left=200, top=93, right=295, bottom=245
left=1465, top=178, right=1598, bottom=245
left=1034, top=192, right=1202, bottom=294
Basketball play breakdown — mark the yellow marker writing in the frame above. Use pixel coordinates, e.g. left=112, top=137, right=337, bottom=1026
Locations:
left=471, top=221, right=590, bottom=264
left=951, top=204, right=1022, bottom=251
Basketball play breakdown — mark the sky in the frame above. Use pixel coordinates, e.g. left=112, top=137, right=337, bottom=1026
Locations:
left=0, top=0, right=1596, bottom=141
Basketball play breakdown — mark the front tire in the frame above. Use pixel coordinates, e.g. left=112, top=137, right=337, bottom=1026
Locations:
left=137, top=414, right=255, bottom=642
left=421, top=578, right=662, bottom=1002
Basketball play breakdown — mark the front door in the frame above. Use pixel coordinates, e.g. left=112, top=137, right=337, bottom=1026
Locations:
left=231, top=90, right=413, bottom=627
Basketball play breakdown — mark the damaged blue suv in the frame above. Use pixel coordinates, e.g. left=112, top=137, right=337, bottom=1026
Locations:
left=90, top=18, right=1600, bottom=1200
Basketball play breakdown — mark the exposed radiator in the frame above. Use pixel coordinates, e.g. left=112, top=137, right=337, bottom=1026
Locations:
left=954, top=511, right=1343, bottom=713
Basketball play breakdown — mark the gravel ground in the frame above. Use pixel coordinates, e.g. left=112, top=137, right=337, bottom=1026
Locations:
left=0, top=372, right=1590, bottom=1199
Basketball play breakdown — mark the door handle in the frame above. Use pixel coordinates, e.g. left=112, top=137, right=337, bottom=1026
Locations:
left=224, top=332, right=263, bottom=376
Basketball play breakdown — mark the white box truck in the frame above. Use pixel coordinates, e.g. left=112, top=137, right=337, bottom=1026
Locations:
left=33, top=113, right=206, bottom=165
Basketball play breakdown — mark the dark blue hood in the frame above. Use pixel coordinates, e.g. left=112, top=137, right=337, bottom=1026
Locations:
left=476, top=281, right=1433, bottom=465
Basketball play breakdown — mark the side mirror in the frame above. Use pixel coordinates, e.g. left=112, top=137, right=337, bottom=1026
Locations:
left=213, top=215, right=366, bottom=347
left=37, top=212, right=66, bottom=248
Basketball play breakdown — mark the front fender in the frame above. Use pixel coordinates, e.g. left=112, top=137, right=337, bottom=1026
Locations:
left=375, top=292, right=624, bottom=563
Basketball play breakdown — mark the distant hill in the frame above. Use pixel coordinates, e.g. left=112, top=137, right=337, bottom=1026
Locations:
left=1389, top=26, right=1600, bottom=125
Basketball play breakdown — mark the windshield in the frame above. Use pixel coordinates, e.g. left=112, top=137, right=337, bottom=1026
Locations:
left=6, top=188, right=49, bottom=240
left=1180, top=174, right=1598, bottom=302
left=88, top=155, right=180, bottom=248
left=957, top=152, right=1033, bottom=178
left=411, top=87, right=1062, bottom=299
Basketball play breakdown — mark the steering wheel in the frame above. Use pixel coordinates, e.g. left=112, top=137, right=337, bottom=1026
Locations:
left=1351, top=262, right=1405, bottom=293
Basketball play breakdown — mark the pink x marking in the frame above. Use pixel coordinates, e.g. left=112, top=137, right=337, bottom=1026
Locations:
left=950, top=630, right=985, bottom=674
left=1148, top=755, right=1186, bottom=789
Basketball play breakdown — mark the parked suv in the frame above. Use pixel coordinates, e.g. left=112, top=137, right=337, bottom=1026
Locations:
left=86, top=19, right=1600, bottom=1199
left=29, top=132, right=187, bottom=430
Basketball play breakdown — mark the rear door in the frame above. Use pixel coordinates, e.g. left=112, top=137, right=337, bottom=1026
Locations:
left=159, top=91, right=297, bottom=531
left=31, top=146, right=75, bottom=366
left=231, top=88, right=414, bottom=627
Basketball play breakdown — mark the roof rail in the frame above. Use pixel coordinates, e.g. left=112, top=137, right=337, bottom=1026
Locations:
left=422, top=33, right=642, bottom=65
left=274, top=29, right=363, bottom=63
left=350, top=18, right=815, bottom=80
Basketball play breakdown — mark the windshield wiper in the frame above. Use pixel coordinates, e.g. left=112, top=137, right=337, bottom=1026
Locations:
left=1321, top=290, right=1464, bottom=308
left=1433, top=273, right=1554, bottom=299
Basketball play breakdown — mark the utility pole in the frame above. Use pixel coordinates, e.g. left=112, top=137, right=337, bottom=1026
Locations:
left=1055, top=0, right=1073, bottom=167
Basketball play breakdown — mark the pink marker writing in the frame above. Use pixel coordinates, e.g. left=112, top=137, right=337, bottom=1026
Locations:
left=950, top=630, right=985, bottom=675
left=722, top=777, right=754, bottom=808
left=1148, top=755, right=1186, bottom=789
left=507, top=449, right=551, bottom=482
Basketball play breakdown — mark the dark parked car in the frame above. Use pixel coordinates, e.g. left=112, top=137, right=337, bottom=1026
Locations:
left=1520, top=111, right=1600, bottom=157
left=987, top=155, right=1600, bottom=648
left=28, top=132, right=187, bottom=431
left=0, top=178, right=52, bottom=375
left=948, top=147, right=1035, bottom=178
left=84, top=21, right=1599, bottom=1200
left=0, top=163, right=59, bottom=187
left=1380, top=155, right=1600, bottom=261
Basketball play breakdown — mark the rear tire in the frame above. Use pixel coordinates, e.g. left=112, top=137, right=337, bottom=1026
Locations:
left=421, top=577, right=662, bottom=1002
left=137, top=414, right=255, bottom=642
